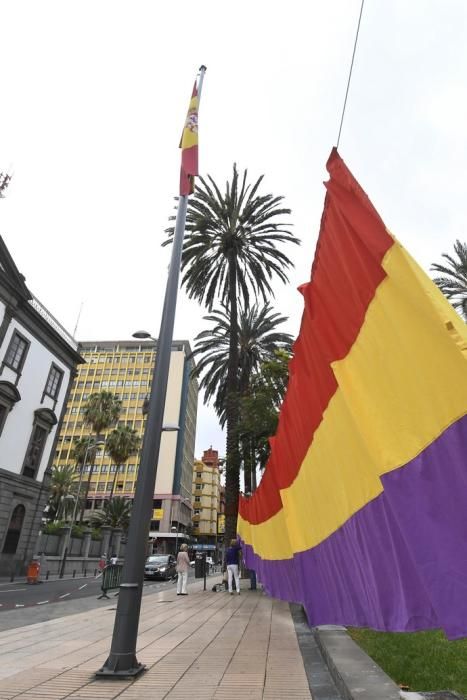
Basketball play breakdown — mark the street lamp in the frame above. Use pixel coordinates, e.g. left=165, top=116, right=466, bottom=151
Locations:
left=171, top=525, right=179, bottom=554
left=59, top=438, right=105, bottom=578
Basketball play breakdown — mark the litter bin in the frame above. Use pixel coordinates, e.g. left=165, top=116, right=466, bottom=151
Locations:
left=26, top=560, right=41, bottom=584
left=194, top=553, right=206, bottom=579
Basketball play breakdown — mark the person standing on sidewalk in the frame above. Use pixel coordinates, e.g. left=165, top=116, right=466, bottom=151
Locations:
left=226, top=538, right=241, bottom=595
left=176, top=543, right=190, bottom=595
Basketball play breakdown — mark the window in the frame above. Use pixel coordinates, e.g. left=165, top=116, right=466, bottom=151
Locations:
left=3, top=331, right=29, bottom=373
left=0, top=381, right=21, bottom=437
left=23, top=425, right=48, bottom=478
left=196, top=472, right=202, bottom=478
left=100, top=465, right=108, bottom=473
left=153, top=499, right=162, bottom=509
left=2, top=505, right=26, bottom=554
left=22, top=408, right=56, bottom=479
left=194, top=496, right=201, bottom=503
left=44, top=364, right=63, bottom=400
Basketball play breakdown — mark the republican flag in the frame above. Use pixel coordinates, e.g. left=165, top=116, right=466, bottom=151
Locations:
left=179, top=82, right=199, bottom=196
left=238, top=149, right=467, bottom=639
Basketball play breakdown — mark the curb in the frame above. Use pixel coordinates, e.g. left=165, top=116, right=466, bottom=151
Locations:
left=313, top=625, right=401, bottom=700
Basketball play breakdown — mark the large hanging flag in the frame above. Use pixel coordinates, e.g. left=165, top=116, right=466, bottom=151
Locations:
left=238, top=149, right=467, bottom=640
left=179, top=82, right=199, bottom=196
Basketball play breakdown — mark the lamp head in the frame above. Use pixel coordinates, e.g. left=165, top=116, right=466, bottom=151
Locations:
left=132, top=330, right=152, bottom=339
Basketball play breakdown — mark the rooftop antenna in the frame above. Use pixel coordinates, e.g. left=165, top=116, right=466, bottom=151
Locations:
left=73, top=301, right=84, bottom=338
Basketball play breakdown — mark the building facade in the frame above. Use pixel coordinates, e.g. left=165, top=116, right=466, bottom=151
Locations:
left=192, top=447, right=222, bottom=545
left=54, top=339, right=198, bottom=550
left=0, top=236, right=83, bottom=575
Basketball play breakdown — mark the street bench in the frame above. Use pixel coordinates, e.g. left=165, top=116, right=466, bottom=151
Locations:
left=98, top=564, right=123, bottom=599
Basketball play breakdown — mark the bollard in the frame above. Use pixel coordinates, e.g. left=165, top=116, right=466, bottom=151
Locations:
left=9, top=572, right=14, bottom=582
left=94, top=568, right=97, bottom=577
left=46, top=570, right=50, bottom=580
left=84, top=569, right=87, bottom=577
left=73, top=570, right=76, bottom=578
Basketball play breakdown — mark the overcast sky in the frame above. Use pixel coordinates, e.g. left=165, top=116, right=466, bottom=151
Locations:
left=1, top=1, right=466, bottom=458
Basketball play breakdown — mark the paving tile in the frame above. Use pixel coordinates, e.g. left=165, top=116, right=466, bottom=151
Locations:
left=0, top=581, right=313, bottom=699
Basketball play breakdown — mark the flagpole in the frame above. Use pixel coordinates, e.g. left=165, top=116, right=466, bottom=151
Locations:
left=96, top=65, right=206, bottom=678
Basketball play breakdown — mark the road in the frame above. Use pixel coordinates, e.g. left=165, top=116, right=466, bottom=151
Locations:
left=0, top=570, right=194, bottom=613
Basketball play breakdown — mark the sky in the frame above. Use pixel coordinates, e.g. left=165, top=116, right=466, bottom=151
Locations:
left=1, top=1, right=466, bottom=458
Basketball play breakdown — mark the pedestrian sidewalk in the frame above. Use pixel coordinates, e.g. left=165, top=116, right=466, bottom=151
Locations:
left=0, top=577, right=312, bottom=699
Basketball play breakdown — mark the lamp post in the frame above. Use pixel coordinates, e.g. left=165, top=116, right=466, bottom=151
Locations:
left=59, top=438, right=105, bottom=578
left=171, top=524, right=179, bottom=554
left=135, top=329, right=180, bottom=556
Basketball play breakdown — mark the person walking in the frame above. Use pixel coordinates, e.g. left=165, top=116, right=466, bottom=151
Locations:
left=226, top=538, right=241, bottom=595
left=176, top=543, right=190, bottom=595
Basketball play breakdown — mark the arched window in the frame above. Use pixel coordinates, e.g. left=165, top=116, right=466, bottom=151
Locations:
left=2, top=504, right=26, bottom=554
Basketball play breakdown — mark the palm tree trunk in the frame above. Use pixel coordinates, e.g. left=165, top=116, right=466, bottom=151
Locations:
left=79, top=437, right=97, bottom=523
left=109, top=465, right=120, bottom=501
left=251, top=439, right=257, bottom=492
left=224, top=251, right=241, bottom=545
left=242, top=436, right=252, bottom=495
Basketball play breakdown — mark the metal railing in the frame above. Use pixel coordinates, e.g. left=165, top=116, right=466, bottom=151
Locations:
left=98, top=564, right=123, bottom=599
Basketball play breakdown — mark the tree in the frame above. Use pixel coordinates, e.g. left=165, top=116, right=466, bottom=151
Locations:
left=79, top=391, right=121, bottom=522
left=91, top=497, right=132, bottom=530
left=48, top=465, right=77, bottom=521
left=238, top=349, right=291, bottom=491
left=106, top=426, right=141, bottom=500
left=193, top=303, right=293, bottom=423
left=164, top=165, right=297, bottom=541
left=431, top=240, right=467, bottom=320
left=192, top=304, right=293, bottom=493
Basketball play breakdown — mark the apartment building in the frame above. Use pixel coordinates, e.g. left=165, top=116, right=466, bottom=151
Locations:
left=54, top=339, right=198, bottom=544
left=192, top=447, right=222, bottom=545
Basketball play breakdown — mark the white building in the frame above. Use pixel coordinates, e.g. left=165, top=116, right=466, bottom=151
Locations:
left=0, top=236, right=82, bottom=575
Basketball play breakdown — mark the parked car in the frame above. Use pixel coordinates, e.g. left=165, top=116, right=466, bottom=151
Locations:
left=206, top=557, right=214, bottom=567
left=144, top=555, right=176, bottom=581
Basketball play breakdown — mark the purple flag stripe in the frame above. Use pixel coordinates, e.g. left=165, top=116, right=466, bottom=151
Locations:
left=241, top=414, right=467, bottom=639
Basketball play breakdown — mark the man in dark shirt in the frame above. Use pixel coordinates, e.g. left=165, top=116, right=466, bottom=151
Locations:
left=225, top=538, right=241, bottom=594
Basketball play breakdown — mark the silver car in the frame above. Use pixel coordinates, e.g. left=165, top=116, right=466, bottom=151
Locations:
left=144, top=555, right=176, bottom=581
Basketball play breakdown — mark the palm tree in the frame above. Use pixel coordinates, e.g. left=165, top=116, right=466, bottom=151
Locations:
left=48, top=465, right=77, bottom=521
left=106, top=426, right=141, bottom=500
left=431, top=240, right=467, bottom=319
left=164, top=165, right=297, bottom=541
left=91, top=497, right=132, bottom=530
left=193, top=303, right=293, bottom=424
left=70, top=435, right=100, bottom=521
left=79, top=391, right=121, bottom=522
left=193, top=303, right=292, bottom=494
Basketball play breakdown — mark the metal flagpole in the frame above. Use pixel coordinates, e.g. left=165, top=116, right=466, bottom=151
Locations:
left=96, top=65, right=206, bottom=678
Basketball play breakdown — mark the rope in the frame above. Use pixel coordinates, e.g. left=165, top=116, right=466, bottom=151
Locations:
left=336, top=0, right=366, bottom=149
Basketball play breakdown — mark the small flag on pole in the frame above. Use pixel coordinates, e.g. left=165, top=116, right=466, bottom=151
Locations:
left=179, top=81, right=199, bottom=196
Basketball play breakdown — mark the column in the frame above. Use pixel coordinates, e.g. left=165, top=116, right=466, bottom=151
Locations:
left=100, top=525, right=112, bottom=560
left=111, top=528, right=123, bottom=558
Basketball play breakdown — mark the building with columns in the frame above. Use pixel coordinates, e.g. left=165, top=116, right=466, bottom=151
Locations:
left=0, top=236, right=83, bottom=575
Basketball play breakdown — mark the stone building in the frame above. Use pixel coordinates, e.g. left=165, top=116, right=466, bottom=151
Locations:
left=0, top=236, right=83, bottom=575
